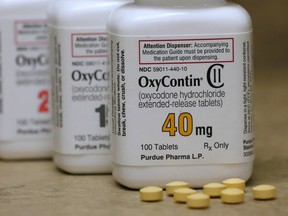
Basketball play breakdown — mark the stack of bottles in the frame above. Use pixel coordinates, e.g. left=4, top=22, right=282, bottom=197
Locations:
left=0, top=0, right=254, bottom=189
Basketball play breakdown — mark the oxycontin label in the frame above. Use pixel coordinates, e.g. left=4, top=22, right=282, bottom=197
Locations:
left=50, top=27, right=109, bottom=154
left=0, top=19, right=51, bottom=140
left=110, top=32, right=254, bottom=166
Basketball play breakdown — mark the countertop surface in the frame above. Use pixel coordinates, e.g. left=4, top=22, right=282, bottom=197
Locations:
left=0, top=69, right=287, bottom=216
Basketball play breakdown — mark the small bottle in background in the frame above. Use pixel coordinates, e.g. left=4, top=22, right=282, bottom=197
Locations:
left=48, top=0, right=132, bottom=173
left=0, top=0, right=53, bottom=160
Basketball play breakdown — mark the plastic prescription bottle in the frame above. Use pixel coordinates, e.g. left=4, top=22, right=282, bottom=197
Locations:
left=108, top=0, right=254, bottom=188
left=48, top=0, right=132, bottom=173
left=0, top=0, right=53, bottom=160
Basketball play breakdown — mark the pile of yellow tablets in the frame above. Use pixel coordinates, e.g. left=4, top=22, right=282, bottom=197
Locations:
left=140, top=178, right=276, bottom=209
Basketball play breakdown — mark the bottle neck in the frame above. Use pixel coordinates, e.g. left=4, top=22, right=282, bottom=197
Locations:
left=135, top=0, right=226, bottom=7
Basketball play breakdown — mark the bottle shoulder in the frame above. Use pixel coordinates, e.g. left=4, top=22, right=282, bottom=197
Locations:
left=48, top=0, right=131, bottom=28
left=0, top=0, right=51, bottom=18
left=108, top=3, right=252, bottom=35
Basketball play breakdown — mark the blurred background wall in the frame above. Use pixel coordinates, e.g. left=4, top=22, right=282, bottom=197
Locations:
left=233, top=0, right=288, bottom=70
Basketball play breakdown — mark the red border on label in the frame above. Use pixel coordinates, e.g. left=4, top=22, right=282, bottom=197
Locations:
left=71, top=33, right=108, bottom=58
left=14, top=20, right=48, bottom=46
left=138, top=38, right=235, bottom=65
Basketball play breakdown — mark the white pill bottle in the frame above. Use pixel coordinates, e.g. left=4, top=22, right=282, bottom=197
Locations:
left=48, top=0, right=132, bottom=173
left=108, top=0, right=254, bottom=188
left=0, top=0, right=53, bottom=159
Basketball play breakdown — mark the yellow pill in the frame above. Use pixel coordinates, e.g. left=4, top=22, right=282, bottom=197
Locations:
left=222, top=178, right=246, bottom=190
left=203, top=183, right=226, bottom=197
left=140, top=186, right=163, bottom=202
left=252, top=185, right=276, bottom=200
left=166, top=181, right=189, bottom=195
left=221, top=188, right=244, bottom=204
left=174, top=188, right=197, bottom=203
left=187, top=193, right=210, bottom=209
